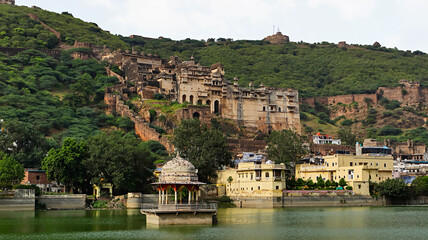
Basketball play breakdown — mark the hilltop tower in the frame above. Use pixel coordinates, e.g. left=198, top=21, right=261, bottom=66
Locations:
left=263, top=31, right=290, bottom=45
left=0, top=0, right=15, bottom=5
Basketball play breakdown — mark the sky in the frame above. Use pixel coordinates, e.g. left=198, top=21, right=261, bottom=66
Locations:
left=16, top=0, right=428, bottom=52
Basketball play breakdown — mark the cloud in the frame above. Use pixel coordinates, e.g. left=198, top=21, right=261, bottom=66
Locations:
left=306, top=0, right=375, bottom=21
left=76, top=0, right=297, bottom=39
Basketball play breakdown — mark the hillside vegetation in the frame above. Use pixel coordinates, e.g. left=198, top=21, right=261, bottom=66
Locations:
left=2, top=4, right=428, bottom=98
left=0, top=4, right=128, bottom=49
left=131, top=38, right=428, bottom=97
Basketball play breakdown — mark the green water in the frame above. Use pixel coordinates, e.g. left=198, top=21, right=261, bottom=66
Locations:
left=1, top=207, right=428, bottom=240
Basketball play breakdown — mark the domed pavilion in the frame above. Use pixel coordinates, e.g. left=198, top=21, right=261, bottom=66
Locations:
left=153, top=156, right=205, bottom=205
left=142, top=156, right=217, bottom=225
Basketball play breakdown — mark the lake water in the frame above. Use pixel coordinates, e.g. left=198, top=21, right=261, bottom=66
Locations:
left=1, top=207, right=428, bottom=240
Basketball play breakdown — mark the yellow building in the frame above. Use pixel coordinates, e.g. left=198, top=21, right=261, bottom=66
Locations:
left=216, top=162, right=286, bottom=198
left=295, top=154, right=393, bottom=195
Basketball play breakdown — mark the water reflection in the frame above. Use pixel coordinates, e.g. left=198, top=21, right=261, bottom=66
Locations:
left=1, top=207, right=428, bottom=240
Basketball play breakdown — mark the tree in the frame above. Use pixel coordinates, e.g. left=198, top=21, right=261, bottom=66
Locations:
left=376, top=179, right=409, bottom=198
left=85, top=131, right=155, bottom=194
left=411, top=176, right=428, bottom=196
left=266, top=130, right=307, bottom=173
left=317, top=176, right=325, bottom=189
left=42, top=138, right=88, bottom=192
left=337, top=127, right=358, bottom=146
left=63, top=73, right=95, bottom=107
left=339, top=178, right=347, bottom=188
left=116, top=116, right=134, bottom=132
left=325, top=180, right=332, bottom=189
left=173, top=118, right=232, bottom=183
left=306, top=179, right=315, bottom=189
left=296, top=178, right=306, bottom=188
left=0, top=152, right=24, bottom=189
left=0, top=120, right=50, bottom=168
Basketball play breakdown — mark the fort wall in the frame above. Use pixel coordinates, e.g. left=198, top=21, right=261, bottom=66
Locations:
left=0, top=47, right=62, bottom=58
left=104, top=93, right=174, bottom=152
left=28, top=14, right=61, bottom=41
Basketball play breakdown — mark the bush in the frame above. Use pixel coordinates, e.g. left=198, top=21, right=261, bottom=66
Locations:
left=383, top=111, right=393, bottom=117
left=345, top=186, right=353, bottom=190
left=300, top=112, right=309, bottom=121
left=13, top=184, right=41, bottom=196
left=304, top=126, right=314, bottom=133
left=339, top=178, right=347, bottom=187
left=153, top=93, right=165, bottom=100
left=92, top=200, right=108, bottom=208
left=341, top=119, right=353, bottom=126
left=217, top=196, right=236, bottom=208
left=377, top=125, right=402, bottom=136
left=385, top=100, right=401, bottom=110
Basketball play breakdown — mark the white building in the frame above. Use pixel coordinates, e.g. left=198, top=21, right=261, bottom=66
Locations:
left=312, top=133, right=341, bottom=145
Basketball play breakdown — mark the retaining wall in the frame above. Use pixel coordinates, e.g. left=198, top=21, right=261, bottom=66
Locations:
left=0, top=189, right=35, bottom=211
left=38, top=194, right=86, bottom=210
left=232, top=195, right=384, bottom=208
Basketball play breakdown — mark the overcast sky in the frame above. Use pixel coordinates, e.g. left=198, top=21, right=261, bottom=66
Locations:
left=17, top=0, right=428, bottom=52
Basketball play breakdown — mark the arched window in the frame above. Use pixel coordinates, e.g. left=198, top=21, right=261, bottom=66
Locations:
left=197, top=99, right=202, bottom=105
left=278, top=107, right=281, bottom=112
left=182, top=95, right=186, bottom=102
left=265, top=172, right=269, bottom=178
left=189, top=95, right=194, bottom=105
left=263, top=106, right=266, bottom=111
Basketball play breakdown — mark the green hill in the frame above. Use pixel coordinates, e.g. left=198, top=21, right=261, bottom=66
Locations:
left=131, top=39, right=428, bottom=97
left=0, top=4, right=128, bottom=49
left=2, top=4, right=428, bottom=97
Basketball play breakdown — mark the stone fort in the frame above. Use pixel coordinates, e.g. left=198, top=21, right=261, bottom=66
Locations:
left=104, top=51, right=301, bottom=133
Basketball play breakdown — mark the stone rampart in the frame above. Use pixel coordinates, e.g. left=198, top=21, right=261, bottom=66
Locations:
left=105, top=67, right=126, bottom=84
left=0, top=47, right=62, bottom=58
left=38, top=194, right=86, bottom=210
left=104, top=92, right=174, bottom=152
left=28, top=14, right=61, bottom=41
left=303, top=93, right=377, bottom=108
left=378, top=86, right=427, bottom=107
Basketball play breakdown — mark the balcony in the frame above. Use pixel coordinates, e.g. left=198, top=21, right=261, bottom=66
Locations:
left=273, top=176, right=283, bottom=181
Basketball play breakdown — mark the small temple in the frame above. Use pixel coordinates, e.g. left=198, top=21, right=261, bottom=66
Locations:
left=141, top=156, right=217, bottom=225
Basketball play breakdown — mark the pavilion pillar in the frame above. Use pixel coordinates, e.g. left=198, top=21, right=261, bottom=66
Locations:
left=161, top=190, right=164, bottom=205
left=188, top=190, right=191, bottom=204
left=158, top=189, right=161, bottom=205
left=166, top=190, right=168, bottom=204
left=175, top=190, right=178, bottom=205
left=196, top=190, right=199, bottom=202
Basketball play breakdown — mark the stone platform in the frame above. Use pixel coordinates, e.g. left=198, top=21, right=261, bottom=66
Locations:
left=141, top=204, right=217, bottom=225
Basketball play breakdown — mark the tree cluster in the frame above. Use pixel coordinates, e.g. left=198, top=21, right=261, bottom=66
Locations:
left=287, top=177, right=349, bottom=190
left=173, top=118, right=232, bottom=183
left=42, top=132, right=163, bottom=194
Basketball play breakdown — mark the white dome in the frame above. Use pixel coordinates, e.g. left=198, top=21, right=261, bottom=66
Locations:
left=159, top=157, right=199, bottom=183
left=161, top=157, right=195, bottom=172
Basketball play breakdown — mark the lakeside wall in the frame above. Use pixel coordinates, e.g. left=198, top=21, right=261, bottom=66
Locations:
left=38, top=194, right=86, bottom=210
left=232, top=195, right=384, bottom=208
left=0, top=189, right=35, bottom=211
